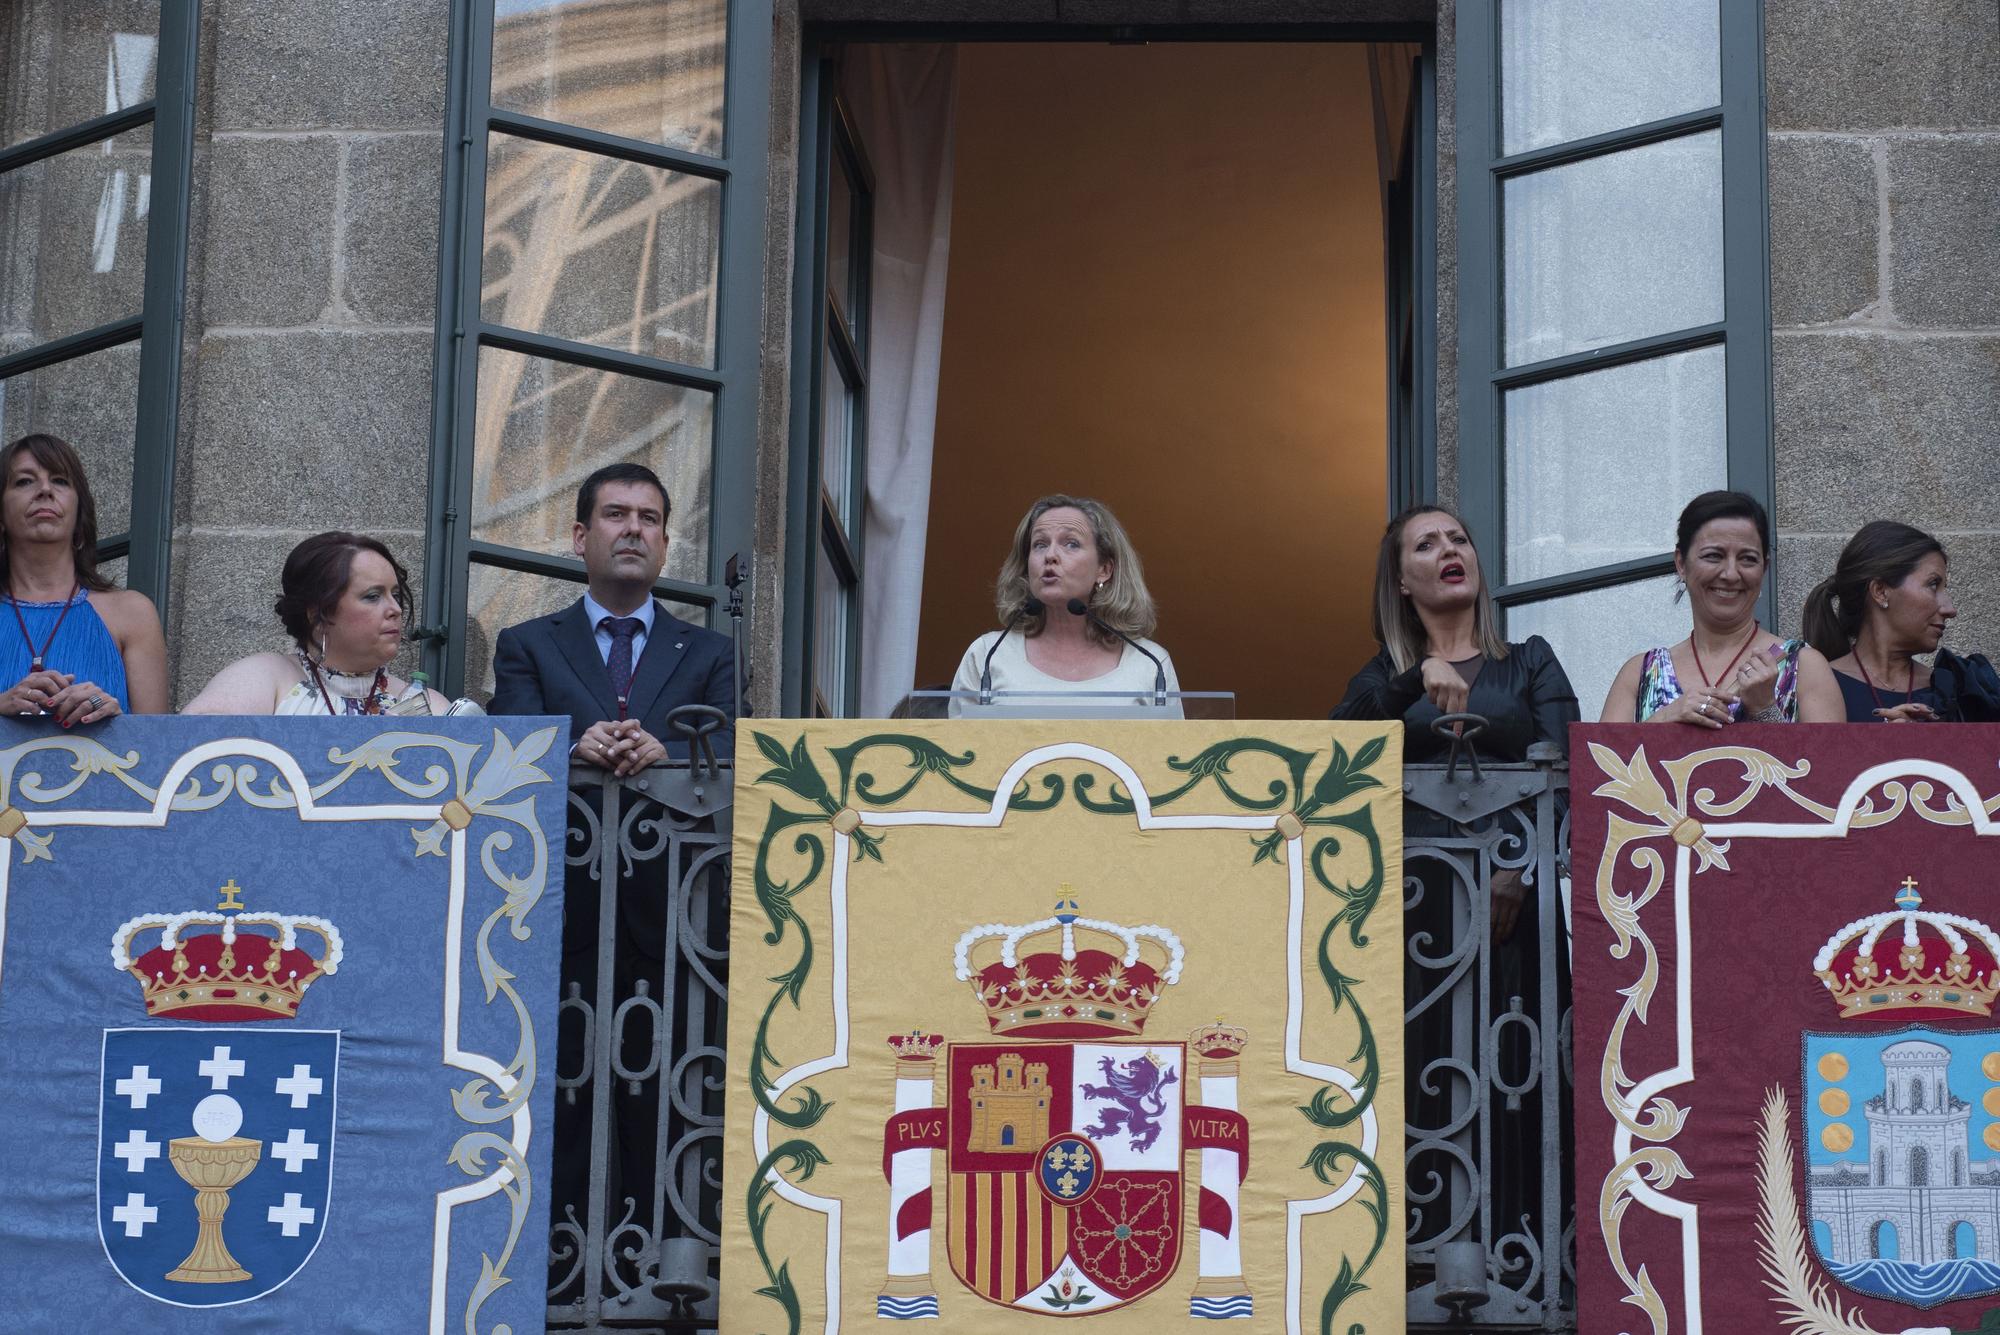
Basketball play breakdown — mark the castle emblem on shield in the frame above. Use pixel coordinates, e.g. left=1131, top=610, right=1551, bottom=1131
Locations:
left=97, top=884, right=343, bottom=1306
left=877, top=898, right=1252, bottom=1320
left=1799, top=878, right=2000, bottom=1308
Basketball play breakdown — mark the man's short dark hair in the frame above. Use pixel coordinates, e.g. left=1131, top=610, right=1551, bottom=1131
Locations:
left=576, top=462, right=671, bottom=526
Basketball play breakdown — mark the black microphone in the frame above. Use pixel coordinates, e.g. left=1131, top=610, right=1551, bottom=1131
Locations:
left=1066, top=597, right=1167, bottom=707
left=978, top=597, right=1043, bottom=703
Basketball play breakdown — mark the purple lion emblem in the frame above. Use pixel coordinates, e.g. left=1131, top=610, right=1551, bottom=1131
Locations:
left=1079, top=1053, right=1178, bottom=1153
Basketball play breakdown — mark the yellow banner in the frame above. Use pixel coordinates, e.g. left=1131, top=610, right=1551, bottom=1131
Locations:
left=721, top=720, right=1403, bottom=1332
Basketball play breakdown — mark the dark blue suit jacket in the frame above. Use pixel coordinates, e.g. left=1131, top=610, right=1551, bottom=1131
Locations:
left=488, top=598, right=736, bottom=759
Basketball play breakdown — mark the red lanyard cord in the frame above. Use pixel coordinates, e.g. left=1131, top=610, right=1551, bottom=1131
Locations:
left=8, top=583, right=80, bottom=674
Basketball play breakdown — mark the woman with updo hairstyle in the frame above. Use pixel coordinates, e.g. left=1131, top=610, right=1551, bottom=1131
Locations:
left=0, top=433, right=166, bottom=723
left=1803, top=520, right=2000, bottom=722
left=948, top=493, right=1180, bottom=712
left=183, top=532, right=452, bottom=715
left=1602, top=490, right=1843, bottom=725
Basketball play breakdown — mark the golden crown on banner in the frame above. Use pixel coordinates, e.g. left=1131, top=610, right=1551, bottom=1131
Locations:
left=952, top=892, right=1184, bottom=1039
left=110, top=881, right=345, bottom=1023
left=1813, top=876, right=2000, bottom=1019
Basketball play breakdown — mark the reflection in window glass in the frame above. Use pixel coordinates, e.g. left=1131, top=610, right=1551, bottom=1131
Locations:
left=826, top=155, right=855, bottom=328
left=482, top=132, right=720, bottom=368
left=1504, top=346, right=1724, bottom=584
left=1, top=3, right=160, bottom=151
left=1506, top=573, right=1683, bottom=722
left=813, top=542, right=848, bottom=716
left=1501, top=0, right=1719, bottom=155
left=1503, top=130, right=1721, bottom=367
left=820, top=343, right=855, bottom=534
left=469, top=346, right=713, bottom=586
left=464, top=562, right=706, bottom=704
left=0, top=340, right=139, bottom=536
left=489, top=0, right=726, bottom=156
left=0, top=125, right=153, bottom=347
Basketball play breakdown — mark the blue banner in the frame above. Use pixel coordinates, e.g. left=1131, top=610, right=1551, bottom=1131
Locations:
left=0, top=717, right=567, bottom=1332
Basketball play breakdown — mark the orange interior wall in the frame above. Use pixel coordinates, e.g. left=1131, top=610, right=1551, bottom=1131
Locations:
left=913, top=42, right=1389, bottom=719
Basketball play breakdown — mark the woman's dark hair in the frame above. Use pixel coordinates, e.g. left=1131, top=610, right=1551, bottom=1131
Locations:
left=1802, top=520, right=1947, bottom=660
left=0, top=433, right=112, bottom=592
left=1675, top=490, right=1771, bottom=557
left=274, top=531, right=412, bottom=651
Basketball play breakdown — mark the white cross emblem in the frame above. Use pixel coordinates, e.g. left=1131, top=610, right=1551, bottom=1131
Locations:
left=270, top=1127, right=320, bottom=1174
left=110, top=1192, right=157, bottom=1237
left=112, top=1128, right=160, bottom=1173
left=198, top=1045, right=246, bottom=1090
left=273, top=1063, right=322, bottom=1109
left=114, top=1065, right=162, bottom=1109
left=267, top=1192, right=316, bottom=1238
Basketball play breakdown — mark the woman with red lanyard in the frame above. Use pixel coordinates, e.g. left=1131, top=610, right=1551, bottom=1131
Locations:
left=1601, top=491, right=1844, bottom=726
left=182, top=531, right=456, bottom=716
left=1804, top=520, right=2000, bottom=723
left=0, top=434, right=166, bottom=724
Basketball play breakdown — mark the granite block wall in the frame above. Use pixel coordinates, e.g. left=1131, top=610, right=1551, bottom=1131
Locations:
left=1766, top=0, right=2000, bottom=656
left=166, top=0, right=447, bottom=703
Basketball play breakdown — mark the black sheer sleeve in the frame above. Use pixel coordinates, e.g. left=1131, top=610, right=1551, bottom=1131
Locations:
left=1519, top=636, right=1582, bottom=755
left=1330, top=648, right=1425, bottom=721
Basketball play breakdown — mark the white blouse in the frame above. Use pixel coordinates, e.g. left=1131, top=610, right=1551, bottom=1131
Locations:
left=949, top=629, right=1182, bottom=716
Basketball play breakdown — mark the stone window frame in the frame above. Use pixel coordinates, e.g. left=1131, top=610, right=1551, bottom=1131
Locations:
left=420, top=0, right=775, bottom=695
left=1453, top=0, right=1778, bottom=631
left=0, top=2, right=201, bottom=611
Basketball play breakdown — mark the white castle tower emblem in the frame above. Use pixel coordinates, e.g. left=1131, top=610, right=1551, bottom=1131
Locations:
left=1810, top=1039, right=1995, bottom=1267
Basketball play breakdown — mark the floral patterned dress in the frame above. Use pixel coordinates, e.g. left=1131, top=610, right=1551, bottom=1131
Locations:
left=1635, top=638, right=1805, bottom=722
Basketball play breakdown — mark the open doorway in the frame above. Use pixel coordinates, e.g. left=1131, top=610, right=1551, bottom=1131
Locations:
left=789, top=37, right=1429, bottom=720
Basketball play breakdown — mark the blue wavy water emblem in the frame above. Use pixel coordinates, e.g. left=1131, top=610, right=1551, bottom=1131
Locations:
left=1828, top=1258, right=2000, bottom=1307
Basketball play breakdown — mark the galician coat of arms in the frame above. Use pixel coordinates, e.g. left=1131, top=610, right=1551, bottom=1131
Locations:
left=1783, top=877, right=2000, bottom=1311
left=877, top=899, right=1252, bottom=1319
left=98, top=883, right=343, bottom=1305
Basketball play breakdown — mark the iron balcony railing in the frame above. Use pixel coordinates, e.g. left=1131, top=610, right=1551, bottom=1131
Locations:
left=545, top=723, right=1573, bottom=1332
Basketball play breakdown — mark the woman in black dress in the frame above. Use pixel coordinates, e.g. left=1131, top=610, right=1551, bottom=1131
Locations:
left=1804, top=520, right=2000, bottom=723
left=1332, top=504, right=1579, bottom=1289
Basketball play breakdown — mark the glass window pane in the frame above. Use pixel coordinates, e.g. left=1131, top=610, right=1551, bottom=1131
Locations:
left=1503, top=129, right=1721, bottom=366
left=465, top=563, right=706, bottom=704
left=469, top=346, right=712, bottom=587
left=0, top=342, right=137, bottom=536
left=482, top=132, right=720, bottom=368
left=100, top=555, right=127, bottom=588
left=813, top=542, right=849, bottom=716
left=1504, top=346, right=1724, bottom=583
left=1, top=3, right=160, bottom=151
left=1507, top=573, right=1682, bottom=721
left=0, top=124, right=153, bottom=346
left=489, top=0, right=725, bottom=156
left=1501, top=0, right=1719, bottom=155
left=827, top=155, right=854, bottom=328
left=820, top=341, right=854, bottom=534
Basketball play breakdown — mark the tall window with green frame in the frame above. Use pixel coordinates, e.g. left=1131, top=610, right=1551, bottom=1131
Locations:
left=426, top=0, right=771, bottom=699
left=805, top=94, right=871, bottom=718
left=0, top=1, right=198, bottom=605
left=1457, top=0, right=1772, bottom=713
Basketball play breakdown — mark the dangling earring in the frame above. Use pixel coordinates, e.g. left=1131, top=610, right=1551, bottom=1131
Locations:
left=317, top=631, right=329, bottom=664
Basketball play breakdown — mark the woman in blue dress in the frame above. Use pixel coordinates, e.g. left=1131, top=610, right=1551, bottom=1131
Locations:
left=0, top=434, right=166, bottom=722
left=1804, top=520, right=2000, bottom=722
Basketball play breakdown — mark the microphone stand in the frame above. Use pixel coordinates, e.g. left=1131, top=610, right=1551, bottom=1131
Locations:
left=978, top=598, right=1043, bottom=705
left=1067, top=598, right=1167, bottom=707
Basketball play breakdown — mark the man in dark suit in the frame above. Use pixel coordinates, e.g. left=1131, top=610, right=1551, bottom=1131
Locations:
left=489, top=462, right=734, bottom=764
left=489, top=462, right=735, bottom=1243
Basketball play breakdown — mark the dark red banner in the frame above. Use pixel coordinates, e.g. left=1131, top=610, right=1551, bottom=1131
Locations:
left=1572, top=724, right=2000, bottom=1332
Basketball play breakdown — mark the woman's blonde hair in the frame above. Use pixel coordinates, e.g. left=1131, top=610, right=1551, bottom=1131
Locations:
left=994, top=494, right=1157, bottom=648
left=1372, top=504, right=1509, bottom=673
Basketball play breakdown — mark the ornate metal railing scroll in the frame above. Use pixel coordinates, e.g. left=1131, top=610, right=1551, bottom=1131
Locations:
left=546, top=743, right=732, bottom=1332
left=1403, top=735, right=1575, bottom=1331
